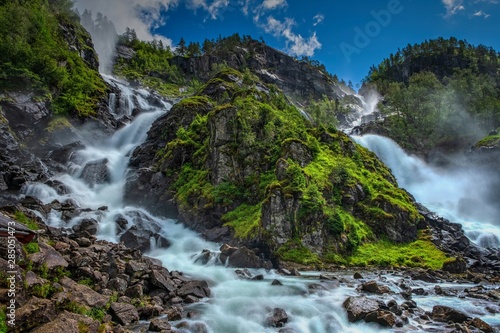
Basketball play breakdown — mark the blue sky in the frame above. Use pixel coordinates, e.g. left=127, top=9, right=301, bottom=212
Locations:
left=76, top=0, right=500, bottom=87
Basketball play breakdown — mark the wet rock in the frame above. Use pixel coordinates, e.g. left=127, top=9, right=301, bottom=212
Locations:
left=442, top=257, right=467, bottom=274
left=110, top=302, right=139, bottom=326
left=353, top=272, right=363, bottom=279
left=149, top=318, right=172, bottom=332
left=80, top=158, right=110, bottom=186
left=431, top=305, right=470, bottom=323
left=360, top=280, right=391, bottom=294
left=29, top=243, right=69, bottom=271
left=265, top=308, right=289, bottom=327
left=47, top=141, right=85, bottom=165
left=364, top=310, right=397, bottom=327
left=271, top=279, right=283, bottom=286
left=468, top=317, right=495, bottom=333
left=149, top=269, right=176, bottom=292
left=176, top=280, right=211, bottom=299
left=164, top=306, right=183, bottom=321
left=343, top=296, right=380, bottom=322
left=220, top=244, right=272, bottom=269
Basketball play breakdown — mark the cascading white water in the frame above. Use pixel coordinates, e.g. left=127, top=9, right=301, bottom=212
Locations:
left=353, top=134, right=500, bottom=248
left=20, top=76, right=500, bottom=332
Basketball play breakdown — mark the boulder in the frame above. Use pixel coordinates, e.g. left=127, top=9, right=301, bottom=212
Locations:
left=149, top=269, right=176, bottom=292
left=59, top=277, right=109, bottom=308
left=176, top=280, right=211, bottom=299
left=149, top=318, right=172, bottom=332
left=364, top=310, right=397, bottom=327
left=343, top=296, right=380, bottom=322
left=80, top=158, right=110, bottom=186
left=265, top=308, right=289, bottom=328
left=431, top=305, right=470, bottom=323
left=442, top=257, right=467, bottom=274
left=110, top=302, right=139, bottom=326
left=360, top=280, right=391, bottom=294
left=31, top=311, right=100, bottom=333
left=16, top=297, right=57, bottom=332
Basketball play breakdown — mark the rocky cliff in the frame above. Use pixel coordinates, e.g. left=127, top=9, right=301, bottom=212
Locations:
left=126, top=68, right=430, bottom=268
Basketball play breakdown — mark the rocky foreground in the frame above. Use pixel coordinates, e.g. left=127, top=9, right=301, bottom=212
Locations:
left=1, top=199, right=499, bottom=333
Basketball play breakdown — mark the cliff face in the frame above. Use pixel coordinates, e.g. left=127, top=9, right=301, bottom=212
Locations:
left=169, top=40, right=346, bottom=103
left=126, top=68, right=423, bottom=267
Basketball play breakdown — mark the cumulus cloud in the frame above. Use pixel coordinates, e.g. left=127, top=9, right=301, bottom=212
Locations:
left=74, top=0, right=179, bottom=46
left=442, top=0, right=498, bottom=18
left=262, top=16, right=321, bottom=57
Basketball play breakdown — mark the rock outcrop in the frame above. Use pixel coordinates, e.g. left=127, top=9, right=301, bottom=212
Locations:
left=126, top=67, right=423, bottom=268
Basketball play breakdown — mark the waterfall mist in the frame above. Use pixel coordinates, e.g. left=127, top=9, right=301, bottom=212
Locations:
left=354, top=134, right=500, bottom=248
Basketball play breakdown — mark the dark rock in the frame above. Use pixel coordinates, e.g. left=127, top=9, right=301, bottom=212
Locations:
left=364, top=310, right=397, bottom=327
left=360, top=280, right=391, bottom=294
left=164, top=306, right=183, bottom=321
left=120, top=226, right=153, bottom=253
left=176, top=280, right=211, bottom=299
left=251, top=274, right=264, bottom=281
left=442, top=257, right=467, bottom=274
left=431, top=305, right=470, bottom=323
left=59, top=277, right=109, bottom=307
left=221, top=245, right=272, bottom=269
left=80, top=158, right=110, bottom=186
left=149, top=318, right=172, bottom=332
left=271, top=279, right=283, bottom=286
left=343, top=296, right=380, bottom=322
left=110, top=302, right=139, bottom=326
left=107, top=277, right=128, bottom=292
left=47, top=141, right=85, bottom=165
left=265, top=308, right=289, bottom=327
left=150, top=269, right=176, bottom=292
left=31, top=311, right=100, bottom=333
left=469, top=317, right=495, bottom=333
left=353, top=272, right=363, bottom=279
left=16, top=297, right=57, bottom=332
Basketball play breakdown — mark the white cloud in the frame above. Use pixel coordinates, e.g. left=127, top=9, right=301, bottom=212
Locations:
left=313, top=13, right=324, bottom=26
left=442, top=0, right=465, bottom=17
left=472, top=9, right=491, bottom=17
left=262, top=16, right=321, bottom=57
left=262, top=0, right=287, bottom=10
left=74, top=0, right=179, bottom=46
left=186, top=0, right=230, bottom=20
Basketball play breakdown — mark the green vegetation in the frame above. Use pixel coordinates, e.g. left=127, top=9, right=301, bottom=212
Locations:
left=0, top=306, right=7, bottom=333
left=14, top=211, right=39, bottom=230
left=154, top=67, right=429, bottom=266
left=23, top=242, right=40, bottom=254
left=365, top=37, right=500, bottom=153
left=345, top=230, right=449, bottom=269
left=0, top=0, right=107, bottom=116
left=276, top=239, right=321, bottom=266
left=31, top=282, right=55, bottom=298
left=474, top=128, right=500, bottom=148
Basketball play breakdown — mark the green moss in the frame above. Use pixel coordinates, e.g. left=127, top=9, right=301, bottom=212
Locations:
left=0, top=306, right=7, bottom=333
left=14, top=211, right=39, bottom=230
left=31, top=283, right=54, bottom=298
left=222, top=203, right=262, bottom=239
left=46, top=116, right=72, bottom=133
left=23, top=242, right=39, bottom=254
left=86, top=307, right=107, bottom=322
left=78, top=278, right=93, bottom=287
left=276, top=239, right=321, bottom=266
left=474, top=131, right=500, bottom=148
left=346, top=231, right=448, bottom=269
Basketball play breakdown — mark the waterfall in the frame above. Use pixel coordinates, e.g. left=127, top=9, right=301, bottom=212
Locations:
left=20, top=76, right=500, bottom=332
left=353, top=134, right=500, bottom=248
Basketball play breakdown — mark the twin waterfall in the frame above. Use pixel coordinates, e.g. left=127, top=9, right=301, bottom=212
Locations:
left=21, top=76, right=499, bottom=332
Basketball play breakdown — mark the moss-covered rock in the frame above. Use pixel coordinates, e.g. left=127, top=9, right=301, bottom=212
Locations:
left=126, top=68, right=438, bottom=268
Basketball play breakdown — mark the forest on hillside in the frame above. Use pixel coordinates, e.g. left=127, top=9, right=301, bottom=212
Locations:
left=363, top=37, right=500, bottom=154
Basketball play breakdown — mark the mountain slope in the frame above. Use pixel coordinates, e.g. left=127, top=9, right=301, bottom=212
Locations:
left=125, top=67, right=448, bottom=269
